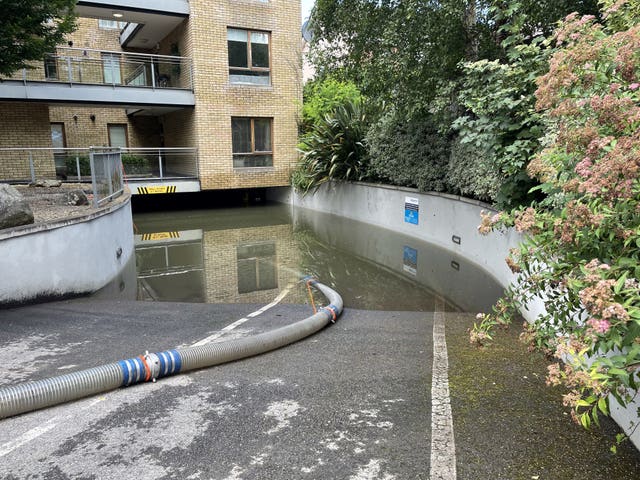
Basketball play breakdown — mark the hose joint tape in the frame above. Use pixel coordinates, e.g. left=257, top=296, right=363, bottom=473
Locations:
left=118, top=350, right=183, bottom=386
left=156, top=349, right=182, bottom=379
left=302, top=275, right=317, bottom=285
left=320, top=304, right=339, bottom=323
left=118, top=357, right=146, bottom=386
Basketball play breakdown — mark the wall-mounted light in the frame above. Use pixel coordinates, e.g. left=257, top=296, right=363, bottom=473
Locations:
left=90, top=114, right=96, bottom=122
left=112, top=11, right=123, bottom=18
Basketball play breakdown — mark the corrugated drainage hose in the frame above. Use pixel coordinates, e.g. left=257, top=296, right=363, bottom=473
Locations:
left=0, top=279, right=342, bottom=420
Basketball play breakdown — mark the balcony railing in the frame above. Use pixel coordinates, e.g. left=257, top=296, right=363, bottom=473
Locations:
left=120, top=148, right=199, bottom=181
left=0, top=147, right=198, bottom=185
left=0, top=147, right=123, bottom=207
left=4, top=47, right=193, bottom=91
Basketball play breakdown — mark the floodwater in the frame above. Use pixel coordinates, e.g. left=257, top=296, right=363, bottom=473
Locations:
left=103, top=204, right=504, bottom=314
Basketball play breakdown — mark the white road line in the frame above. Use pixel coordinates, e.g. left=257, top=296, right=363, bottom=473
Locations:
left=0, top=397, right=104, bottom=459
left=0, top=421, right=57, bottom=458
left=191, top=284, right=294, bottom=347
left=0, top=284, right=299, bottom=455
left=430, top=296, right=457, bottom=480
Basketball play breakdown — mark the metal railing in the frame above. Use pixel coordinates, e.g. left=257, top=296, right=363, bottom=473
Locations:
left=0, top=147, right=123, bottom=207
left=4, top=47, right=193, bottom=90
left=90, top=147, right=124, bottom=207
left=0, top=147, right=198, bottom=184
left=120, top=148, right=199, bottom=181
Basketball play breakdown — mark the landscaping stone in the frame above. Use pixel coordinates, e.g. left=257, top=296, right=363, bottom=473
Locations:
left=31, top=179, right=62, bottom=188
left=64, top=189, right=89, bottom=206
left=0, top=184, right=34, bottom=229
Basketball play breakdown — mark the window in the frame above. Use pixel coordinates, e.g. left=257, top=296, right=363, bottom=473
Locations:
left=108, top=124, right=128, bottom=148
left=102, top=53, right=122, bottom=84
left=232, top=117, right=273, bottom=168
left=227, top=28, right=270, bottom=85
left=44, top=55, right=58, bottom=80
left=237, top=242, right=277, bottom=293
left=51, top=123, right=67, bottom=178
left=50, top=123, right=66, bottom=150
left=98, top=19, right=126, bottom=30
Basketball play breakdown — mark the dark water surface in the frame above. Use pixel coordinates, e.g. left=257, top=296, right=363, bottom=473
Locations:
left=102, top=204, right=503, bottom=313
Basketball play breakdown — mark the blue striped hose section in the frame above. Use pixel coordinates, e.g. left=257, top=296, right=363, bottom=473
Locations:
left=0, top=280, right=342, bottom=419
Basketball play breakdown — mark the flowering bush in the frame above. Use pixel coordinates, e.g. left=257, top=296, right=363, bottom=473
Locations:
left=474, top=3, right=640, bottom=439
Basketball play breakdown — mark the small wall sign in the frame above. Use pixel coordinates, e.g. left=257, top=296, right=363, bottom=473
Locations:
left=404, top=196, right=419, bottom=225
left=403, top=245, right=418, bottom=276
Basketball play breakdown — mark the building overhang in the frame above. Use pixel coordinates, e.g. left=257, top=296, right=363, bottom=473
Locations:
left=76, top=0, right=189, bottom=17
left=75, top=1, right=189, bottom=49
left=0, top=80, right=195, bottom=108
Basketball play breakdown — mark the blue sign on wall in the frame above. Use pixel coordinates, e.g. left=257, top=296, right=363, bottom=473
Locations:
left=404, top=196, right=419, bottom=225
left=403, top=245, right=418, bottom=275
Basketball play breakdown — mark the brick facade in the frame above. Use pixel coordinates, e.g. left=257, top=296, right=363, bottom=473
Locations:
left=0, top=103, right=54, bottom=179
left=0, top=3, right=302, bottom=190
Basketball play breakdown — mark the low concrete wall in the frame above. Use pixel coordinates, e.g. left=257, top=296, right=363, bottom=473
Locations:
left=286, top=181, right=639, bottom=450
left=0, top=195, right=135, bottom=305
left=290, top=182, right=524, bottom=299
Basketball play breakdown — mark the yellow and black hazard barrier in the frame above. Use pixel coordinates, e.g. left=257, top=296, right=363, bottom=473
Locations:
left=137, top=185, right=177, bottom=194
left=141, top=232, right=180, bottom=241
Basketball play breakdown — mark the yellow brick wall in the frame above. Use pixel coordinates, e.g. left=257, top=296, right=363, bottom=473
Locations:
left=1, top=4, right=303, bottom=190
left=0, top=103, right=55, bottom=180
left=189, top=0, right=302, bottom=190
left=49, top=19, right=161, bottom=150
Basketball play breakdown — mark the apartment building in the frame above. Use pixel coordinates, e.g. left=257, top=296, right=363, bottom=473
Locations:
left=0, top=0, right=302, bottom=194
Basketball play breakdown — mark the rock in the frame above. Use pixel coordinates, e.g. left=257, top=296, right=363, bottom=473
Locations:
left=0, top=184, right=34, bottom=229
left=31, top=179, right=62, bottom=188
left=65, top=189, right=89, bottom=206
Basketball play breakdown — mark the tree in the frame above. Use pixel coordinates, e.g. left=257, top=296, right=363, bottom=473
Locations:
left=309, top=0, right=496, bottom=109
left=0, top=0, right=77, bottom=76
left=300, top=77, right=363, bottom=133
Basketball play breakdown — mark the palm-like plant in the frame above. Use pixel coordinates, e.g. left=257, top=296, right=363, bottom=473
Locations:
left=293, top=100, right=369, bottom=194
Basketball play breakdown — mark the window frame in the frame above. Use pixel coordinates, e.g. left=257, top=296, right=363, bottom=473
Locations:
left=227, top=28, right=271, bottom=85
left=107, top=123, right=129, bottom=148
left=102, top=53, right=123, bottom=85
left=98, top=19, right=127, bottom=30
left=50, top=123, right=67, bottom=150
left=231, top=117, right=274, bottom=168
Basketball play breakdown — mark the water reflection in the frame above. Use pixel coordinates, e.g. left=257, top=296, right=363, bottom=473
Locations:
left=107, top=204, right=503, bottom=312
left=135, top=230, right=205, bottom=302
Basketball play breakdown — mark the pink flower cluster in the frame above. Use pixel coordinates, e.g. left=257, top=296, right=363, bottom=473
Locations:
left=587, top=317, right=612, bottom=334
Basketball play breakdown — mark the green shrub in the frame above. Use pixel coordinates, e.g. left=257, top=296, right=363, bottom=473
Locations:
left=294, top=100, right=370, bottom=194
left=64, top=155, right=90, bottom=176
left=367, top=109, right=449, bottom=192
left=122, top=154, right=151, bottom=175
left=446, top=138, right=500, bottom=203
left=301, top=78, right=363, bottom=133
left=477, top=9, right=640, bottom=435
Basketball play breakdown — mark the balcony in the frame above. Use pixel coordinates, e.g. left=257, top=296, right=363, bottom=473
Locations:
left=75, top=1, right=189, bottom=49
left=0, top=147, right=200, bottom=194
left=0, top=48, right=195, bottom=108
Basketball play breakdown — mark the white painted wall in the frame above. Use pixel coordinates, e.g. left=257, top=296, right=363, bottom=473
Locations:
left=0, top=198, right=134, bottom=305
left=286, top=181, right=639, bottom=450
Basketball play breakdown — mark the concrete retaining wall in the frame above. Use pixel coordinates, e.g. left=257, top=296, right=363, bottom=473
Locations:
left=0, top=196, right=134, bottom=305
left=279, top=181, right=639, bottom=450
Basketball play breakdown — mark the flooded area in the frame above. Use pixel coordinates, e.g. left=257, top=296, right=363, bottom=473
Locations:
left=103, top=204, right=504, bottom=314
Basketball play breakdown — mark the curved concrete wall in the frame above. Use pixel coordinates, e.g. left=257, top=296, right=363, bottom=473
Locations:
left=285, top=181, right=639, bottom=450
left=0, top=196, right=134, bottom=305
left=290, top=182, right=527, bottom=305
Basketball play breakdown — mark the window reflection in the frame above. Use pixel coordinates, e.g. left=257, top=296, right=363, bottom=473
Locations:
left=237, top=242, right=278, bottom=293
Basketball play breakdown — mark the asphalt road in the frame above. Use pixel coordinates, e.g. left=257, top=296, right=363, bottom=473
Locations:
left=1, top=298, right=640, bottom=479
left=0, top=299, right=433, bottom=479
